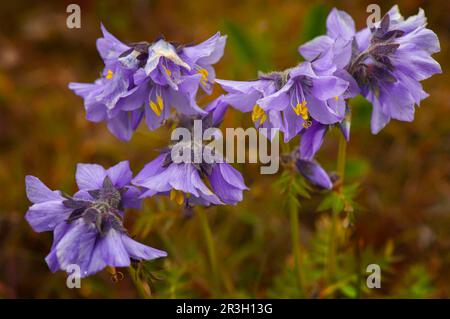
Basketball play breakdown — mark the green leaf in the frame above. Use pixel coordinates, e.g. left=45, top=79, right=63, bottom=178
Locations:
left=317, top=193, right=335, bottom=212
left=343, top=183, right=360, bottom=198
left=317, top=192, right=345, bottom=214
left=273, top=171, right=311, bottom=211
left=331, top=194, right=345, bottom=214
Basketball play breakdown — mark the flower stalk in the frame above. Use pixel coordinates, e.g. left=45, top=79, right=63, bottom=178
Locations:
left=281, top=138, right=306, bottom=297
left=326, top=132, right=347, bottom=284
left=198, top=208, right=221, bottom=295
left=289, top=196, right=305, bottom=297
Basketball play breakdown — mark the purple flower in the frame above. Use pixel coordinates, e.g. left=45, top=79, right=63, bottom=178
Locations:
left=298, top=120, right=328, bottom=161
left=122, top=67, right=205, bottom=131
left=204, top=95, right=229, bottom=127
left=218, top=66, right=348, bottom=142
left=258, top=62, right=349, bottom=142
left=69, top=25, right=144, bottom=141
left=296, top=158, right=332, bottom=190
left=107, top=39, right=190, bottom=137
left=25, top=161, right=166, bottom=278
left=181, top=32, right=227, bottom=94
left=294, top=121, right=333, bottom=190
left=351, top=6, right=441, bottom=133
left=299, top=8, right=356, bottom=73
left=216, top=75, right=282, bottom=140
left=132, top=115, right=248, bottom=207
left=133, top=154, right=248, bottom=207
left=298, top=9, right=359, bottom=142
left=70, top=27, right=227, bottom=140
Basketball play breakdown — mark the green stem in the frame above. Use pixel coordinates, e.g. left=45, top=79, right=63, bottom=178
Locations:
left=289, top=201, right=305, bottom=297
left=327, top=210, right=337, bottom=282
left=327, top=133, right=347, bottom=284
left=198, top=208, right=220, bottom=295
left=337, top=132, right=347, bottom=185
left=281, top=136, right=304, bottom=297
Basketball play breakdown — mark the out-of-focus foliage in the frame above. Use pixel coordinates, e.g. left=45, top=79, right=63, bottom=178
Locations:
left=0, top=0, right=449, bottom=298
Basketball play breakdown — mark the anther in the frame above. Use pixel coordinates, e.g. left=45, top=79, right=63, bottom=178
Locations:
left=252, top=105, right=266, bottom=125
left=106, top=70, right=114, bottom=79
left=150, top=95, right=164, bottom=117
left=198, top=68, right=209, bottom=85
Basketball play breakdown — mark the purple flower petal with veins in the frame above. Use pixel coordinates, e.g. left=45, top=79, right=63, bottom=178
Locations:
left=352, top=6, right=441, bottom=133
left=181, top=32, right=227, bottom=94
left=258, top=62, right=349, bottom=142
left=25, top=161, right=166, bottom=278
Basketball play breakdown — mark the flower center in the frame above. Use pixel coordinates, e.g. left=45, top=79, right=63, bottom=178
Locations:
left=62, top=176, right=126, bottom=235
left=292, top=101, right=308, bottom=120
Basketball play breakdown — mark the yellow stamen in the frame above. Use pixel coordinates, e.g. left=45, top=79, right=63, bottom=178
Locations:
left=334, top=96, right=339, bottom=101
left=252, top=104, right=266, bottom=125
left=293, top=101, right=312, bottom=128
left=106, top=69, right=114, bottom=79
left=149, top=101, right=160, bottom=116
left=292, top=103, right=301, bottom=116
left=149, top=95, right=164, bottom=117
left=157, top=95, right=164, bottom=111
left=198, top=68, right=209, bottom=85
left=163, top=66, right=172, bottom=77
left=260, top=113, right=267, bottom=125
left=293, top=101, right=309, bottom=120
left=170, top=189, right=184, bottom=205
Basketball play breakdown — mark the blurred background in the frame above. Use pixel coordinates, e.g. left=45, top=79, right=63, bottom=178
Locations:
left=0, top=0, right=449, bottom=298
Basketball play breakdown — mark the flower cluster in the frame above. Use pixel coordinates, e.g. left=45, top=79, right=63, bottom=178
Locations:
left=217, top=5, right=440, bottom=187
left=26, top=6, right=441, bottom=279
left=69, top=25, right=226, bottom=141
left=300, top=6, right=441, bottom=134
left=27, top=27, right=246, bottom=278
